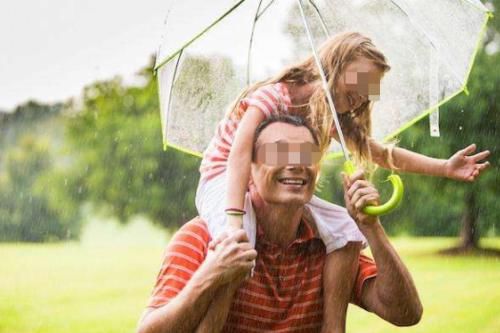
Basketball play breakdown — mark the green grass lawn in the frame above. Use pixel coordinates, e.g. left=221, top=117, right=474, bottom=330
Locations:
left=1, top=218, right=499, bottom=333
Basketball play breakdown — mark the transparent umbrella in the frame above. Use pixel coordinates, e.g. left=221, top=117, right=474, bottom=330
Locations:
left=155, top=0, right=491, bottom=214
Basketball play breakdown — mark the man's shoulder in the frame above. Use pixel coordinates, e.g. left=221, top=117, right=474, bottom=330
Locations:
left=171, top=217, right=211, bottom=248
left=145, top=218, right=211, bottom=311
left=179, top=216, right=209, bottom=233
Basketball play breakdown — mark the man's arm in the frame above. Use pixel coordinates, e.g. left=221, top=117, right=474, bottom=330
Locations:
left=137, top=229, right=256, bottom=333
left=138, top=263, right=223, bottom=333
left=195, top=282, right=240, bottom=333
left=357, top=222, right=422, bottom=326
left=343, top=172, right=423, bottom=326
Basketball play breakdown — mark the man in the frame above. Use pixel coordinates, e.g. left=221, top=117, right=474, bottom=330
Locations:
left=137, top=115, right=422, bottom=333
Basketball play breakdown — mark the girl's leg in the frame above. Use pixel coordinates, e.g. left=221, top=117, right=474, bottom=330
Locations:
left=197, top=174, right=257, bottom=249
left=321, top=241, right=362, bottom=333
left=305, top=195, right=366, bottom=331
left=195, top=282, right=241, bottom=332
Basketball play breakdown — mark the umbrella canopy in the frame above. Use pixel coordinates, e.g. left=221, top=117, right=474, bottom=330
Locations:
left=155, top=0, right=491, bottom=157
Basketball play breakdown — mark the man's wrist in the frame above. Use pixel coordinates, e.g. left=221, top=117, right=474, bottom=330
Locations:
left=358, top=219, right=384, bottom=238
left=193, top=261, right=223, bottom=290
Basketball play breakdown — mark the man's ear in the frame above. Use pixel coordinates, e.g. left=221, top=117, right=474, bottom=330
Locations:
left=249, top=183, right=265, bottom=209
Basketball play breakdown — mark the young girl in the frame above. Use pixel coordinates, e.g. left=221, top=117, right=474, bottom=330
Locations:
left=195, top=32, right=490, bottom=331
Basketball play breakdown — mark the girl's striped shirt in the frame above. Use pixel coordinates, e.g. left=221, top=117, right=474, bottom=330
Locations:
left=199, top=83, right=292, bottom=181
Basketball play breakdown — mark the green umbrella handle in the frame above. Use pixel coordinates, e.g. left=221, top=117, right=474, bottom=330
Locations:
left=343, top=160, right=404, bottom=216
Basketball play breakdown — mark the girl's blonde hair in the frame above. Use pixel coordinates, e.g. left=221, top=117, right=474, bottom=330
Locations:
left=227, top=32, right=391, bottom=165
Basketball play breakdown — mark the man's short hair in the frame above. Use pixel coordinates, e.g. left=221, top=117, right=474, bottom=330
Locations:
left=253, top=115, right=320, bottom=150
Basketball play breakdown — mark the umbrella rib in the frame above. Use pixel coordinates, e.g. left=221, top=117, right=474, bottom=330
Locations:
left=389, top=0, right=464, bottom=86
left=297, top=0, right=350, bottom=161
left=308, top=0, right=330, bottom=37
left=165, top=49, right=184, bottom=143
left=256, top=0, right=277, bottom=20
left=247, top=0, right=265, bottom=86
left=155, top=0, right=246, bottom=71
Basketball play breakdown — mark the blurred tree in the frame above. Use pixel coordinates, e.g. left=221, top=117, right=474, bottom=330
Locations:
left=0, top=101, right=63, bottom=171
left=63, top=58, right=200, bottom=229
left=417, top=49, right=499, bottom=250
left=0, top=136, right=81, bottom=242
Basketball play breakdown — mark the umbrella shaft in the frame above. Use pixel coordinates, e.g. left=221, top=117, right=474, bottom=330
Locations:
left=296, top=0, right=350, bottom=162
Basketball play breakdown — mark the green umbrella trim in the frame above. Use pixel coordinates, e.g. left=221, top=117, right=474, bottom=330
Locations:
left=163, top=141, right=203, bottom=158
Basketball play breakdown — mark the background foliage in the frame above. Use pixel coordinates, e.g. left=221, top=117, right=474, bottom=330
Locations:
left=0, top=2, right=498, bottom=245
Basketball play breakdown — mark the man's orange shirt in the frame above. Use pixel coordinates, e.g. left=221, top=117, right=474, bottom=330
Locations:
left=146, top=217, right=377, bottom=332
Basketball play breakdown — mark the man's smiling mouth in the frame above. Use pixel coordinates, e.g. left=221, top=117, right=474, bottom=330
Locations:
left=277, top=177, right=308, bottom=186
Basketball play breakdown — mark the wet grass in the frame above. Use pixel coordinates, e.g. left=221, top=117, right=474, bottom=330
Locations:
left=347, top=237, right=500, bottom=333
left=1, top=219, right=499, bottom=333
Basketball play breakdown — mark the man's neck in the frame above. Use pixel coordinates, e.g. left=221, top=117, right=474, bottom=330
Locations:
left=255, top=202, right=304, bottom=248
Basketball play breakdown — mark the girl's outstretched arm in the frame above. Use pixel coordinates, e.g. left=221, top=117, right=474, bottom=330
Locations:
left=226, top=107, right=266, bottom=228
left=369, top=140, right=490, bottom=182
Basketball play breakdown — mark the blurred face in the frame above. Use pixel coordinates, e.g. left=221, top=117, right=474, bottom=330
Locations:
left=250, top=122, right=320, bottom=206
left=333, top=57, right=384, bottom=114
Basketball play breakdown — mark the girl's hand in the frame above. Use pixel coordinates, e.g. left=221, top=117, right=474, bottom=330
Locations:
left=444, top=144, right=490, bottom=182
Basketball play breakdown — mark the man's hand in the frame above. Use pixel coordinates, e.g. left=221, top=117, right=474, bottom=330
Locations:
left=208, top=215, right=243, bottom=251
left=342, top=170, right=380, bottom=226
left=202, top=229, right=257, bottom=287
left=342, top=171, right=423, bottom=326
left=444, top=144, right=490, bottom=182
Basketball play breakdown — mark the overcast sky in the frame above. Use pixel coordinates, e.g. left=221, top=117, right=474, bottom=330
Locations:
left=0, top=0, right=170, bottom=111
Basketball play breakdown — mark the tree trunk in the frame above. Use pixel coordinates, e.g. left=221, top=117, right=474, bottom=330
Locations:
left=460, top=189, right=480, bottom=249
